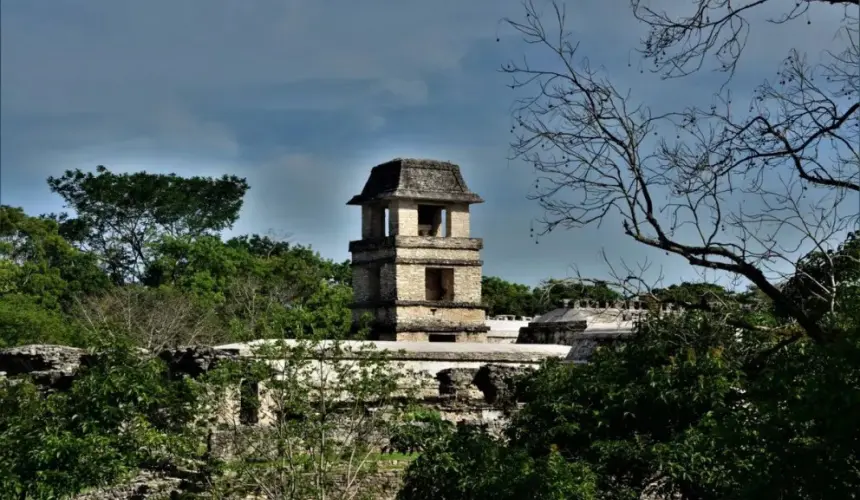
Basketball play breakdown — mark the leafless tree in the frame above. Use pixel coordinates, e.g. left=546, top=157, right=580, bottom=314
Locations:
left=502, top=0, right=859, bottom=343
left=76, top=285, right=225, bottom=351
left=221, top=274, right=305, bottom=340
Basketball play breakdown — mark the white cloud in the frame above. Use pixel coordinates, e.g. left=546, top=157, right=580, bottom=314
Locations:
left=0, top=0, right=519, bottom=115
left=2, top=0, right=854, bottom=286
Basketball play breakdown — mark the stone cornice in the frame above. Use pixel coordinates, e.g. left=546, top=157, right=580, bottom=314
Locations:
left=351, top=257, right=482, bottom=267
left=349, top=236, right=483, bottom=252
left=372, top=321, right=491, bottom=334
left=522, top=320, right=588, bottom=331
left=350, top=300, right=488, bottom=311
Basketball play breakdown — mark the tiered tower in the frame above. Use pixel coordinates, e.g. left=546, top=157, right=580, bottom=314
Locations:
left=347, top=158, right=489, bottom=342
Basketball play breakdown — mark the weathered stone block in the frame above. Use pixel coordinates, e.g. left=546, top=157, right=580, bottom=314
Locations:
left=390, top=199, right=418, bottom=236
left=473, top=364, right=529, bottom=405
left=436, top=367, right=480, bottom=399
left=394, top=305, right=485, bottom=323
left=0, top=344, right=90, bottom=390
left=0, top=344, right=88, bottom=376
left=447, top=203, right=470, bottom=238
left=157, top=346, right=238, bottom=379
left=453, top=266, right=482, bottom=303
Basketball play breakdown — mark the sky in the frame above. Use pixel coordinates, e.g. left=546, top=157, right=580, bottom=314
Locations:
left=1, top=0, right=852, bottom=288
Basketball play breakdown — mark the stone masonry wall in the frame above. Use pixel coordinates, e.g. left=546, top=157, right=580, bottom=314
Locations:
left=382, top=331, right=488, bottom=342
left=2, top=342, right=571, bottom=430
left=216, top=340, right=573, bottom=431
left=6, top=342, right=553, bottom=500
left=394, top=264, right=482, bottom=304
left=453, top=266, right=482, bottom=302
left=395, top=305, right=485, bottom=323
left=352, top=306, right=486, bottom=328
left=351, top=247, right=480, bottom=264
left=397, top=247, right=480, bottom=261
left=351, top=263, right=396, bottom=303
left=395, top=264, right=425, bottom=301
left=361, top=205, right=373, bottom=238
left=352, top=267, right=372, bottom=302
left=446, top=203, right=470, bottom=238
left=350, top=236, right=483, bottom=252
left=351, top=247, right=396, bottom=263
left=380, top=262, right=397, bottom=300
left=390, top=199, right=418, bottom=236
left=361, top=204, right=386, bottom=238
left=352, top=306, right=401, bottom=326
left=389, top=200, right=469, bottom=238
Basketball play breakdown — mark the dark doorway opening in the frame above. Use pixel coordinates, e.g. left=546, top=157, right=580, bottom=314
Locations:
left=417, top=204, right=447, bottom=236
left=425, top=267, right=454, bottom=301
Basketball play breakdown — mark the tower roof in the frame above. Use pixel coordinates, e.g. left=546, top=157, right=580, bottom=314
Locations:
left=347, top=158, right=484, bottom=205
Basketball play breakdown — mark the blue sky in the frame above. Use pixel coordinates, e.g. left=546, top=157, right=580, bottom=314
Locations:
left=0, top=0, right=850, bottom=287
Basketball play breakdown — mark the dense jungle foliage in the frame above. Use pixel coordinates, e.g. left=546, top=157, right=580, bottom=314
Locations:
left=1, top=167, right=857, bottom=499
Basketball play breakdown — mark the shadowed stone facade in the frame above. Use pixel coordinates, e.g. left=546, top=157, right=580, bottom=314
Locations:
left=517, top=301, right=684, bottom=361
left=348, top=158, right=490, bottom=342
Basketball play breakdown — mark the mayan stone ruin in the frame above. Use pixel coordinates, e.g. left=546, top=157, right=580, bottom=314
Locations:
left=347, top=158, right=490, bottom=342
left=0, top=157, right=661, bottom=434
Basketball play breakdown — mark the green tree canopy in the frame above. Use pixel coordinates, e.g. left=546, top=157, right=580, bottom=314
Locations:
left=401, top=232, right=860, bottom=499
left=47, top=166, right=249, bottom=283
left=0, top=205, right=109, bottom=308
left=536, top=279, right=623, bottom=307
left=481, top=276, right=540, bottom=317
left=780, top=231, right=860, bottom=331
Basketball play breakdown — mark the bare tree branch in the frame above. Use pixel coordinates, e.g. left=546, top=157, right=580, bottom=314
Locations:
left=502, top=0, right=859, bottom=344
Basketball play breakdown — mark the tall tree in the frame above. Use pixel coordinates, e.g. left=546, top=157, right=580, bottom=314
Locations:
left=0, top=205, right=109, bottom=308
left=535, top=279, right=623, bottom=307
left=502, top=1, right=858, bottom=343
left=0, top=206, right=112, bottom=346
left=481, top=276, right=541, bottom=317
left=47, top=166, right=249, bottom=284
left=780, top=230, right=860, bottom=328
left=402, top=260, right=860, bottom=498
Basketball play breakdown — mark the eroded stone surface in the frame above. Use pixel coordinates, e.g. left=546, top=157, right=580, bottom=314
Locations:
left=158, top=346, right=238, bottom=379
left=436, top=367, right=479, bottom=399
left=474, top=364, right=528, bottom=405
left=0, top=344, right=88, bottom=375
left=0, top=344, right=89, bottom=390
left=0, top=345, right=241, bottom=390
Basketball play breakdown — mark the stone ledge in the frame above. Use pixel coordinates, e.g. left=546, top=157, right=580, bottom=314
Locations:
left=0, top=345, right=237, bottom=391
left=350, top=300, right=488, bottom=310
left=219, top=339, right=572, bottom=362
left=349, top=236, right=483, bottom=252
left=351, top=257, right=483, bottom=267
left=522, top=320, right=588, bottom=332
left=375, top=321, right=491, bottom=334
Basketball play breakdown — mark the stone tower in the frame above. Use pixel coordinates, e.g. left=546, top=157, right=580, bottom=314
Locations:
left=347, top=158, right=490, bottom=342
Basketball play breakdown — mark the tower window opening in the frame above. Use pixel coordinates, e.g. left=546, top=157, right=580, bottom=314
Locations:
left=368, top=265, right=382, bottom=301
left=384, top=207, right=390, bottom=237
left=425, top=267, right=454, bottom=301
left=417, top=205, right=444, bottom=237
left=367, top=205, right=387, bottom=238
